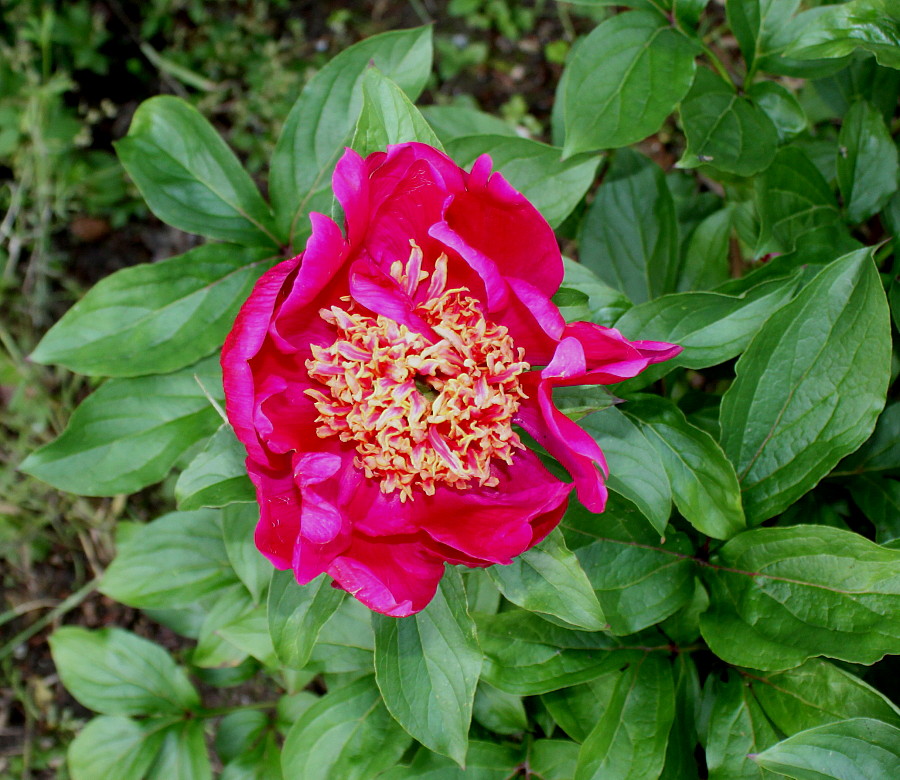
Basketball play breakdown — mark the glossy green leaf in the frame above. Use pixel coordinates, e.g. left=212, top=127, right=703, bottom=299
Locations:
left=351, top=67, right=441, bottom=158
left=660, top=655, right=701, bottom=780
left=753, top=146, right=848, bottom=256
left=836, top=400, right=900, bottom=475
left=837, top=99, right=899, bottom=223
left=785, top=1, right=900, bottom=69
left=753, top=718, right=900, bottom=779
left=569, top=495, right=696, bottom=635
left=624, top=396, right=745, bottom=540
left=176, top=424, right=254, bottom=511
left=420, top=105, right=516, bottom=144
left=677, top=207, right=733, bottom=292
left=270, top=27, right=432, bottom=247
left=615, top=273, right=801, bottom=391
left=562, top=10, right=696, bottom=154
left=216, top=605, right=277, bottom=666
left=488, top=528, right=606, bottom=631
left=281, top=676, right=411, bottom=780
left=68, top=716, right=169, bottom=780
left=678, top=68, right=777, bottom=176
left=726, top=0, right=801, bottom=73
left=849, top=475, right=900, bottom=544
left=305, top=598, right=375, bottom=674
left=720, top=249, right=890, bottom=523
left=749, top=658, right=900, bottom=735
left=193, top=584, right=253, bottom=668
left=146, top=720, right=212, bottom=780
left=221, top=503, right=269, bottom=603
left=373, top=569, right=482, bottom=765
left=476, top=609, right=651, bottom=695
left=379, top=741, right=523, bottom=780
left=50, top=627, right=199, bottom=715
left=561, top=258, right=632, bottom=327
left=268, top=570, right=345, bottom=670
left=30, top=245, right=274, bottom=377
left=702, top=672, right=780, bottom=779
left=575, top=654, right=675, bottom=780
left=747, top=80, right=807, bottom=142
left=472, top=682, right=529, bottom=736
left=579, top=149, right=679, bottom=303
left=542, top=673, right=620, bottom=743
left=529, top=740, right=580, bottom=780
left=215, top=710, right=268, bottom=765
left=101, top=509, right=236, bottom=608
left=221, top=733, right=282, bottom=780
left=701, top=525, right=900, bottom=666
left=115, top=96, right=278, bottom=247
left=20, top=356, right=224, bottom=496
left=578, top=406, right=671, bottom=534
left=445, top=135, right=599, bottom=228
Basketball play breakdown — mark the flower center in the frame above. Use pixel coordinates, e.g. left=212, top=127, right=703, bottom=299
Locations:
left=305, top=243, right=530, bottom=501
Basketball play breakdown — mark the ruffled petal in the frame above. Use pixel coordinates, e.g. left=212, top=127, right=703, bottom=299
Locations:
left=326, top=535, right=447, bottom=617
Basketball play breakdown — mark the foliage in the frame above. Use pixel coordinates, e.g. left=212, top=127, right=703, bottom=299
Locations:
left=14, top=1, right=900, bottom=777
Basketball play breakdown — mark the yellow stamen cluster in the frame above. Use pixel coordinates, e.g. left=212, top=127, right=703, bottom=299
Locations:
left=305, top=246, right=529, bottom=501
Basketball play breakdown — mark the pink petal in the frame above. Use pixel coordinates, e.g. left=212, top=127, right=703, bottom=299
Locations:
left=326, top=535, right=447, bottom=617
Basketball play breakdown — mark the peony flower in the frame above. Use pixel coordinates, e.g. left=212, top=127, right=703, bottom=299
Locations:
left=222, top=143, right=680, bottom=617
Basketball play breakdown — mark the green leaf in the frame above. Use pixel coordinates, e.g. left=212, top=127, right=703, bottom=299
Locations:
left=221, top=733, right=282, bottom=780
left=49, top=627, right=199, bottom=715
left=700, top=525, right=900, bottom=666
left=849, top=475, right=900, bottom=544
left=222, top=503, right=269, bottom=603
left=215, top=710, right=268, bottom=764
left=562, top=10, right=697, bottom=154
left=20, top=356, right=224, bottom=496
left=542, top=673, right=620, bottom=743
left=614, top=273, right=802, bottom=391
left=350, top=67, right=442, bottom=157
left=420, top=105, right=517, bottom=145
left=193, top=584, right=253, bottom=668
left=702, top=672, right=780, bottom=780
left=115, top=96, right=278, bottom=247
left=146, top=720, right=212, bottom=780
left=30, top=245, right=274, bottom=377
left=753, top=718, right=900, bottom=779
left=784, top=1, right=900, bottom=69
left=624, top=396, right=746, bottom=540
left=176, top=424, right=254, bottom=511
left=578, top=148, right=679, bottom=303
left=677, top=207, right=733, bottom=292
left=379, top=741, right=523, bottom=779
left=660, top=655, right=701, bottom=780
left=678, top=68, right=777, bottom=176
left=726, top=0, right=801, bottom=73
left=445, top=135, right=600, bottom=228
left=270, top=27, right=432, bottom=247
left=473, top=682, right=529, bottom=735
left=754, top=146, right=848, bottom=256
left=529, top=740, right=580, bottom=780
left=720, top=249, right=891, bottom=523
left=101, top=509, right=236, bottom=608
left=268, top=569, right=345, bottom=669
left=305, top=598, right=375, bottom=674
left=373, top=569, right=482, bottom=765
left=749, top=658, right=900, bottom=735
left=562, top=258, right=632, bottom=326
left=281, top=676, right=411, bottom=780
left=575, top=654, right=675, bottom=780
left=569, top=495, right=697, bottom=635
left=488, top=528, right=606, bottom=631
left=216, top=605, right=277, bottom=666
left=747, top=80, right=807, bottom=142
left=578, top=406, right=672, bottom=534
left=837, top=400, right=900, bottom=475
left=837, top=99, right=899, bottom=223
left=68, top=716, right=169, bottom=780
left=476, top=609, right=648, bottom=695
